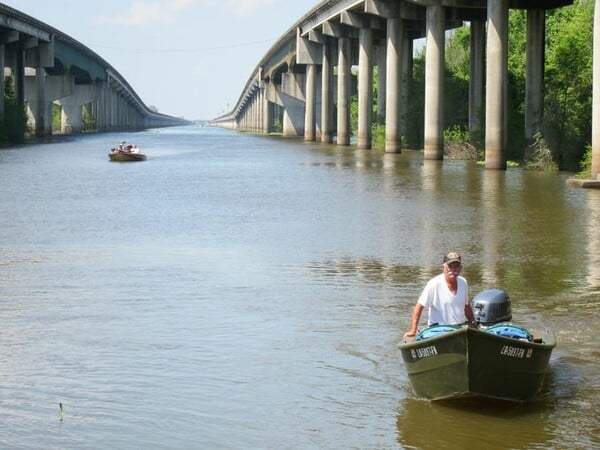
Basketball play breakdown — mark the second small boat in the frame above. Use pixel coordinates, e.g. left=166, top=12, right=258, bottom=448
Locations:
left=108, top=142, right=147, bottom=162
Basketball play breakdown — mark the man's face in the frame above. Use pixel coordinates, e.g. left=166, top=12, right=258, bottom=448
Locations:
left=444, top=262, right=462, bottom=280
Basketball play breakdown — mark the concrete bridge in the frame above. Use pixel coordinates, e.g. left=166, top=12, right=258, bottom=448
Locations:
left=0, top=3, right=187, bottom=138
left=212, top=0, right=600, bottom=178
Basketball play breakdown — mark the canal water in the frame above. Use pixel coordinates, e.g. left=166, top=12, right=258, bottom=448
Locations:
left=0, top=125, right=598, bottom=449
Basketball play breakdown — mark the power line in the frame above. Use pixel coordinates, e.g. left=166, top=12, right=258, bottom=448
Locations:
left=90, top=38, right=276, bottom=54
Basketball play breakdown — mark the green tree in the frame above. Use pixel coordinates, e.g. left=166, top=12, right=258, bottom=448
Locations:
left=0, top=78, right=28, bottom=144
left=544, top=1, right=593, bottom=170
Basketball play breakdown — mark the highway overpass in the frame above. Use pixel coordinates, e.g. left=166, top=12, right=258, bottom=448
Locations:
left=0, top=3, right=188, bottom=139
left=211, top=0, right=600, bottom=178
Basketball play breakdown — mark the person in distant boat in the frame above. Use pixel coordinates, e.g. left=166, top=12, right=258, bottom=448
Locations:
left=403, top=252, right=477, bottom=339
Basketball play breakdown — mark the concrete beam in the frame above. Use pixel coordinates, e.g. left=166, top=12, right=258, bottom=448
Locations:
left=296, top=29, right=322, bottom=65
left=0, top=30, right=19, bottom=44
left=322, top=20, right=345, bottom=38
left=364, top=0, right=392, bottom=18
left=0, top=15, right=51, bottom=41
left=308, top=29, right=324, bottom=44
left=341, top=10, right=385, bottom=31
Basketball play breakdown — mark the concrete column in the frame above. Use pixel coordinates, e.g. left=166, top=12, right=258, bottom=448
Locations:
left=321, top=41, right=333, bottom=143
left=385, top=16, right=403, bottom=153
left=377, top=43, right=386, bottom=125
left=0, top=44, right=5, bottom=121
left=304, top=63, right=316, bottom=141
left=337, top=36, right=351, bottom=146
left=401, top=33, right=413, bottom=139
left=35, top=49, right=49, bottom=137
left=259, top=89, right=264, bottom=133
left=262, top=87, right=271, bottom=133
left=593, top=0, right=600, bottom=179
left=485, top=0, right=509, bottom=170
left=469, top=20, right=485, bottom=138
left=16, top=43, right=24, bottom=108
left=525, top=9, right=545, bottom=146
left=358, top=27, right=373, bottom=149
left=424, top=5, right=445, bottom=160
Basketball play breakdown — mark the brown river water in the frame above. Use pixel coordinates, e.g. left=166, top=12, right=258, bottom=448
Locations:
left=0, top=125, right=598, bottom=449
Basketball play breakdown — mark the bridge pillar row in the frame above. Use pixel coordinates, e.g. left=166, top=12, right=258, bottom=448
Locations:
left=423, top=5, right=445, bottom=160
left=485, top=0, right=509, bottom=170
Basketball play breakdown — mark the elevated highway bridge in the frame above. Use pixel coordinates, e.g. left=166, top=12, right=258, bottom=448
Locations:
left=212, top=0, right=600, bottom=179
left=0, top=3, right=188, bottom=138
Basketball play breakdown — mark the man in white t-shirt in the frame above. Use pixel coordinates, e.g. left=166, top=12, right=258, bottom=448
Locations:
left=403, top=252, right=477, bottom=339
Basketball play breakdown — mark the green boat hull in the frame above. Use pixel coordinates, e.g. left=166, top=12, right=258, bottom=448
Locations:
left=398, top=326, right=556, bottom=402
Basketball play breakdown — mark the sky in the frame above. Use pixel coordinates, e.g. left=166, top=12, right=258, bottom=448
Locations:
left=3, top=0, right=321, bottom=120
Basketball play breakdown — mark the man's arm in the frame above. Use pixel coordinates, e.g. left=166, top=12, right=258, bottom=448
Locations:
left=464, top=303, right=477, bottom=327
left=404, top=303, right=425, bottom=338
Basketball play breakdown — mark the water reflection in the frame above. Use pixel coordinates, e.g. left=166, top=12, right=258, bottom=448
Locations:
left=480, top=170, right=506, bottom=287
left=306, top=256, right=438, bottom=287
left=585, top=191, right=600, bottom=290
left=396, top=398, right=552, bottom=450
left=1, top=127, right=598, bottom=448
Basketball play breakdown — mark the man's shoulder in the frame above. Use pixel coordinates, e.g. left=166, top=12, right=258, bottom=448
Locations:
left=425, top=273, right=445, bottom=288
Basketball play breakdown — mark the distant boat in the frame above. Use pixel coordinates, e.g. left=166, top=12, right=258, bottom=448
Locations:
left=398, top=289, right=556, bottom=402
left=108, top=142, right=146, bottom=162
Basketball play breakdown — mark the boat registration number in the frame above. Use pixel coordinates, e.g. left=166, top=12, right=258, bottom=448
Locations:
left=500, top=345, right=533, bottom=359
left=410, top=345, right=438, bottom=360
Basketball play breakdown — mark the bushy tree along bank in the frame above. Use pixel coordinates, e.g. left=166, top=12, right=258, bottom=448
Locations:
left=359, top=0, right=593, bottom=173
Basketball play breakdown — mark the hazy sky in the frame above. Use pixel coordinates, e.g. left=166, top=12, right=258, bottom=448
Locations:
left=3, top=0, right=320, bottom=120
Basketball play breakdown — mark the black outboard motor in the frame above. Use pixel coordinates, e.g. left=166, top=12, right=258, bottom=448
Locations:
left=471, top=288, right=512, bottom=326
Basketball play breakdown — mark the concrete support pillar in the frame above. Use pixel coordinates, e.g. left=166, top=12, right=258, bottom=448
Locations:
left=337, top=36, right=351, bottom=146
left=525, top=9, right=545, bottom=146
left=469, top=20, right=485, bottom=138
left=304, top=63, right=316, bottom=141
left=0, top=44, right=5, bottom=121
left=377, top=43, right=386, bottom=125
left=357, top=27, right=373, bottom=149
left=593, top=0, right=600, bottom=179
left=401, top=33, right=413, bottom=140
left=259, top=89, right=264, bottom=133
left=321, top=41, right=333, bottom=143
left=35, top=49, right=49, bottom=137
left=16, top=43, right=24, bottom=108
left=262, top=87, right=271, bottom=133
left=385, top=16, right=403, bottom=153
left=485, top=0, right=509, bottom=170
left=424, top=5, right=445, bottom=159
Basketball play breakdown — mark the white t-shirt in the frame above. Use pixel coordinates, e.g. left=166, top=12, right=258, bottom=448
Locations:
left=417, top=273, right=469, bottom=326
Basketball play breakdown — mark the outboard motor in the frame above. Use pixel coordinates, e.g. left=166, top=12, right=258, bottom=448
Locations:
left=471, top=288, right=512, bottom=326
